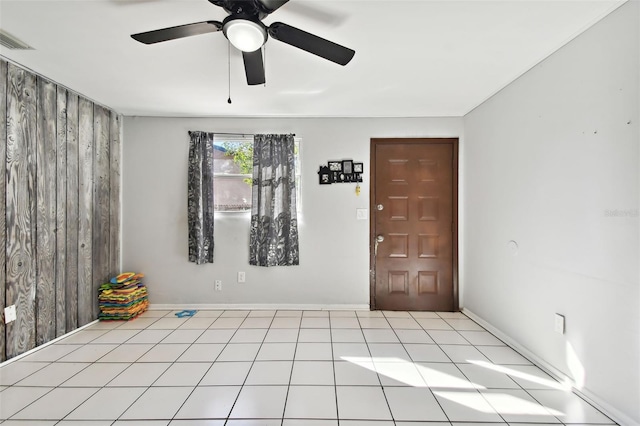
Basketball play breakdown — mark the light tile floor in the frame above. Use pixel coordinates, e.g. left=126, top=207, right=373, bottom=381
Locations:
left=0, top=309, right=617, bottom=425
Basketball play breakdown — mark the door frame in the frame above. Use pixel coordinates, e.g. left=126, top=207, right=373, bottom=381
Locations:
left=369, top=138, right=459, bottom=311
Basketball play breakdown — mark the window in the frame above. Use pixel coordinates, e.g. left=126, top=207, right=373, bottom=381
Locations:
left=213, top=134, right=301, bottom=212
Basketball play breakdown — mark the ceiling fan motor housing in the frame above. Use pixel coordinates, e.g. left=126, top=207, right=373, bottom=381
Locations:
left=222, top=14, right=268, bottom=52
left=210, top=0, right=272, bottom=19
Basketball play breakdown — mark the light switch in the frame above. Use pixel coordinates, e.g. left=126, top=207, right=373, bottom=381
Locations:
left=554, top=313, right=565, bottom=334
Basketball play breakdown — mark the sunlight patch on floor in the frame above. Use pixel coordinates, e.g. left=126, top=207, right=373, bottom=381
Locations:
left=433, top=390, right=497, bottom=413
left=341, top=356, right=482, bottom=389
left=435, top=390, right=565, bottom=417
left=482, top=392, right=564, bottom=416
left=341, top=355, right=568, bottom=419
left=468, top=359, right=570, bottom=391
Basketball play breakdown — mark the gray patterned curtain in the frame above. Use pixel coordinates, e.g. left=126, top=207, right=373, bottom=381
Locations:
left=187, top=131, right=215, bottom=264
left=250, top=134, right=299, bottom=266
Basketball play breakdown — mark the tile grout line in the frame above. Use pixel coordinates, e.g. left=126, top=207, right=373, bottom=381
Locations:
left=222, top=310, right=281, bottom=425
left=358, top=311, right=396, bottom=423
left=105, top=313, right=192, bottom=421
left=111, top=309, right=223, bottom=423
left=393, top=311, right=453, bottom=425
left=5, top=320, right=149, bottom=422
left=3, top=311, right=206, bottom=423
left=431, top=312, right=510, bottom=424
left=8, top=377, right=100, bottom=422
left=432, top=311, right=512, bottom=424
left=519, top=386, right=570, bottom=424
left=278, top=311, right=303, bottom=426
left=445, top=329, right=541, bottom=424
left=432, top=312, right=560, bottom=424
left=2, top=318, right=143, bottom=394
left=448, top=314, right=616, bottom=425
left=109, top=311, right=198, bottom=422
left=443, top=313, right=571, bottom=424
left=329, top=311, right=341, bottom=425
left=159, top=310, right=230, bottom=424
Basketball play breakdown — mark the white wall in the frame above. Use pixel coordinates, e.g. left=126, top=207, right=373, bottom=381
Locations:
left=463, top=2, right=639, bottom=424
left=122, top=117, right=463, bottom=307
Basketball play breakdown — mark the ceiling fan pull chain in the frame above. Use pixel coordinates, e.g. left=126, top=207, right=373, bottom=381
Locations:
left=227, top=40, right=232, bottom=104
left=263, top=44, right=267, bottom=87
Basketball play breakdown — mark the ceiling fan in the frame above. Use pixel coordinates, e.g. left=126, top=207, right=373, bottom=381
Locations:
left=131, top=0, right=356, bottom=86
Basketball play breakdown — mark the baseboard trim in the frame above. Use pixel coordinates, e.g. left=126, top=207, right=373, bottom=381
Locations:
left=463, top=308, right=636, bottom=426
left=0, top=319, right=99, bottom=367
left=149, top=303, right=370, bottom=311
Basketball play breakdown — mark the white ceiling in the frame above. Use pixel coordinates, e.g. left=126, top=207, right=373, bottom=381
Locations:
left=0, top=0, right=625, bottom=117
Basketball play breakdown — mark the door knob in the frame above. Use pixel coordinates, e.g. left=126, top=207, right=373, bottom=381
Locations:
left=377, top=204, right=384, bottom=211
left=374, top=234, right=385, bottom=256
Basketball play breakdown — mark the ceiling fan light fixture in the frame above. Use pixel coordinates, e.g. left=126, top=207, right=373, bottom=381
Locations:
left=223, top=17, right=266, bottom=52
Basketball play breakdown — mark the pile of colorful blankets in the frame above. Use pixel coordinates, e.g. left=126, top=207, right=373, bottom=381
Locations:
left=98, top=272, right=148, bottom=321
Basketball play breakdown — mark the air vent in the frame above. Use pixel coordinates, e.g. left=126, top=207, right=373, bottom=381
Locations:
left=0, top=30, right=33, bottom=50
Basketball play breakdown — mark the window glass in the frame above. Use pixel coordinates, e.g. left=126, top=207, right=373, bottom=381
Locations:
left=213, top=135, right=300, bottom=213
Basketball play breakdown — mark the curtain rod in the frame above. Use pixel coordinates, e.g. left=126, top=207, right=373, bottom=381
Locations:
left=188, top=131, right=296, bottom=137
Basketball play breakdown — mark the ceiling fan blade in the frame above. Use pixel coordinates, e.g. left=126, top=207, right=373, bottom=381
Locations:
left=131, top=21, right=222, bottom=44
left=268, top=22, right=355, bottom=66
left=243, top=49, right=266, bottom=85
left=257, top=0, right=290, bottom=13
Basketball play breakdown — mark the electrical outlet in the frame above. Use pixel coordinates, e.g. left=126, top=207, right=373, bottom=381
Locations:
left=4, top=305, right=16, bottom=324
left=554, top=313, right=565, bottom=334
left=215, top=280, right=222, bottom=291
left=238, top=271, right=246, bottom=283
left=356, top=208, right=368, bottom=220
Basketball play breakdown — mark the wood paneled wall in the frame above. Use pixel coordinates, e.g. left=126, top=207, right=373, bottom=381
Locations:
left=0, top=59, right=121, bottom=361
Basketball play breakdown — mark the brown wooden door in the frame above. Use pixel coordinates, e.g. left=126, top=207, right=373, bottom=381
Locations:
left=370, top=139, right=458, bottom=311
